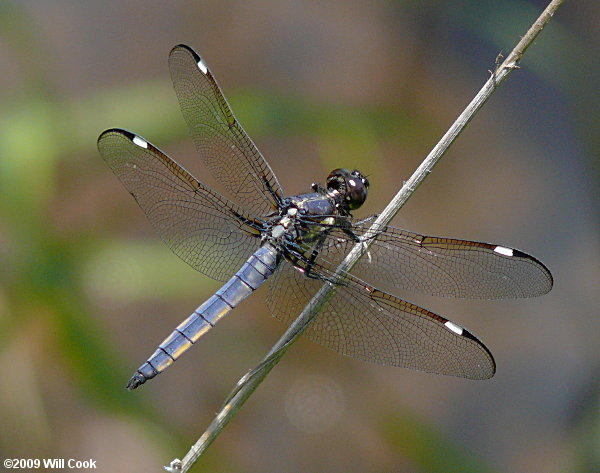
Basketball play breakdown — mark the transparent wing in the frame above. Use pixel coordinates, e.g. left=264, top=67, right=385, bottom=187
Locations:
left=169, top=44, right=284, bottom=217
left=97, top=128, right=262, bottom=282
left=266, top=259, right=495, bottom=379
left=314, top=219, right=553, bottom=299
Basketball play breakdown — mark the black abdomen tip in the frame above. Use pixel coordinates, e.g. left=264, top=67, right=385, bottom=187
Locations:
left=126, top=372, right=146, bottom=390
left=126, top=362, right=158, bottom=390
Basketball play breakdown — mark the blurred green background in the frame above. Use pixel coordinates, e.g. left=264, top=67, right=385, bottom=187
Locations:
left=1, top=1, right=598, bottom=472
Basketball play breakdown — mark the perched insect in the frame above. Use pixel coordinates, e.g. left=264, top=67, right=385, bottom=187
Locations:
left=98, top=45, right=552, bottom=390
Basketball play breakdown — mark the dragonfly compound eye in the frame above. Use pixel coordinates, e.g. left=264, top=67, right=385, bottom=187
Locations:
left=326, top=168, right=368, bottom=210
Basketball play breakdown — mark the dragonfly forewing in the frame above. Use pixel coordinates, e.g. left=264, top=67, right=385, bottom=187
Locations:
left=169, top=44, right=284, bottom=217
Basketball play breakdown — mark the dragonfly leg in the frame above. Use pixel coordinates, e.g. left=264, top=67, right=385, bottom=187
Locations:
left=302, top=236, right=326, bottom=279
left=285, top=236, right=341, bottom=285
left=339, top=214, right=381, bottom=242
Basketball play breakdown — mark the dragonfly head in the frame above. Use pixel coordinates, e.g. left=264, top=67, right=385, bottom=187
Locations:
left=326, top=168, right=369, bottom=211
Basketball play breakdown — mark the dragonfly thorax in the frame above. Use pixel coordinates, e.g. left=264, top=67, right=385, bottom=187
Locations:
left=265, top=192, right=338, bottom=247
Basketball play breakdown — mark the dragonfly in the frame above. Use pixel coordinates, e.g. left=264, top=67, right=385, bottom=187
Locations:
left=97, top=44, right=553, bottom=390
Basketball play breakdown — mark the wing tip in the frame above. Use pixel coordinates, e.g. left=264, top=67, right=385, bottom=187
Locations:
left=97, top=128, right=138, bottom=148
left=461, top=327, right=496, bottom=380
left=169, top=43, right=210, bottom=75
left=512, top=249, right=554, bottom=294
left=98, top=127, right=131, bottom=139
left=170, top=43, right=201, bottom=62
left=97, top=129, right=155, bottom=158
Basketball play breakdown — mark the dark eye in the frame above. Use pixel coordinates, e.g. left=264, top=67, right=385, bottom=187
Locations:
left=351, top=170, right=369, bottom=189
left=346, top=171, right=368, bottom=210
left=326, top=168, right=369, bottom=210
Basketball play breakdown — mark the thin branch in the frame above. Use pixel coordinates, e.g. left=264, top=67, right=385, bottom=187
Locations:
left=166, top=1, right=564, bottom=471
